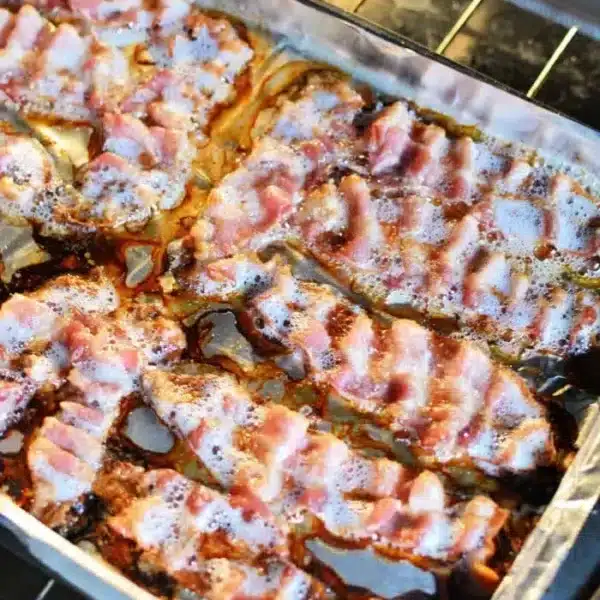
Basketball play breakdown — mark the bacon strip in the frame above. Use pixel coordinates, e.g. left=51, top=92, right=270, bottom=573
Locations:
left=121, top=10, right=253, bottom=136
left=0, top=270, right=118, bottom=433
left=0, top=5, right=130, bottom=121
left=191, top=138, right=314, bottom=260
left=0, top=370, right=36, bottom=435
left=183, top=83, right=600, bottom=357
left=24, top=279, right=185, bottom=526
left=103, top=468, right=322, bottom=599
left=143, top=369, right=508, bottom=565
left=76, top=113, right=194, bottom=229
left=25, top=0, right=195, bottom=44
left=238, top=262, right=555, bottom=476
left=261, top=73, right=364, bottom=146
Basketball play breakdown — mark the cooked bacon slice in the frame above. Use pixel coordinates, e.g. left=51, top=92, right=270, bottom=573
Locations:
left=121, top=10, right=253, bottom=136
left=365, top=102, right=480, bottom=200
left=0, top=270, right=120, bottom=437
left=101, top=468, right=321, bottom=599
left=0, top=269, right=117, bottom=369
left=74, top=113, right=193, bottom=230
left=143, top=369, right=508, bottom=564
left=184, top=159, right=600, bottom=357
left=366, top=102, right=414, bottom=176
left=191, top=139, right=314, bottom=260
left=26, top=290, right=185, bottom=525
left=0, top=5, right=130, bottom=121
left=239, top=263, right=555, bottom=475
left=26, top=0, right=194, bottom=45
left=0, top=294, right=60, bottom=367
left=258, top=73, right=364, bottom=146
left=0, top=114, right=193, bottom=235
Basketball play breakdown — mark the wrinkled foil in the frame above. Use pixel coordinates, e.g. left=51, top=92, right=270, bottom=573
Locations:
left=1, top=1, right=600, bottom=599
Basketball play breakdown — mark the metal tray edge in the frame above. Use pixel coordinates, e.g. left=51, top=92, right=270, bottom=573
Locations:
left=0, top=494, right=154, bottom=600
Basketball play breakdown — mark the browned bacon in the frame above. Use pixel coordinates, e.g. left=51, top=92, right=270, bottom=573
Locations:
left=236, top=262, right=555, bottom=476
left=103, top=468, right=322, bottom=600
left=22, top=276, right=185, bottom=526
left=143, top=369, right=508, bottom=565
left=0, top=5, right=130, bottom=121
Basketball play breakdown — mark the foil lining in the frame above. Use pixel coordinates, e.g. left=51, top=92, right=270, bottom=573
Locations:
left=0, top=1, right=599, bottom=599
left=493, top=402, right=600, bottom=599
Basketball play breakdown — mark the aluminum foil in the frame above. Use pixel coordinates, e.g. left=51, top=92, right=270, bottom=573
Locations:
left=0, top=1, right=600, bottom=599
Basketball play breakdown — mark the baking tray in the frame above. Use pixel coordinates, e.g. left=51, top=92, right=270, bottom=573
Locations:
left=1, top=0, right=600, bottom=598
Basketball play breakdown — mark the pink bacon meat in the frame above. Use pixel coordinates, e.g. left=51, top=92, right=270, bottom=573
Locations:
left=105, top=468, right=322, bottom=599
left=143, top=369, right=508, bottom=566
left=24, top=0, right=195, bottom=45
left=0, top=270, right=118, bottom=434
left=239, top=262, right=556, bottom=476
left=0, top=371, right=36, bottom=435
left=0, top=5, right=130, bottom=121
left=184, top=84, right=600, bottom=357
left=77, top=113, right=194, bottom=229
left=256, top=72, right=364, bottom=148
left=191, top=138, right=315, bottom=260
left=189, top=75, right=364, bottom=259
left=27, top=292, right=185, bottom=526
left=122, top=9, right=254, bottom=136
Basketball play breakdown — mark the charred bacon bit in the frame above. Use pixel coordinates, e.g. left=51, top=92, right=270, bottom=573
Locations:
left=121, top=10, right=253, bottom=136
left=101, top=468, right=323, bottom=599
left=142, top=369, right=508, bottom=566
left=0, top=6, right=130, bottom=121
left=76, top=113, right=193, bottom=230
left=239, top=263, right=555, bottom=476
